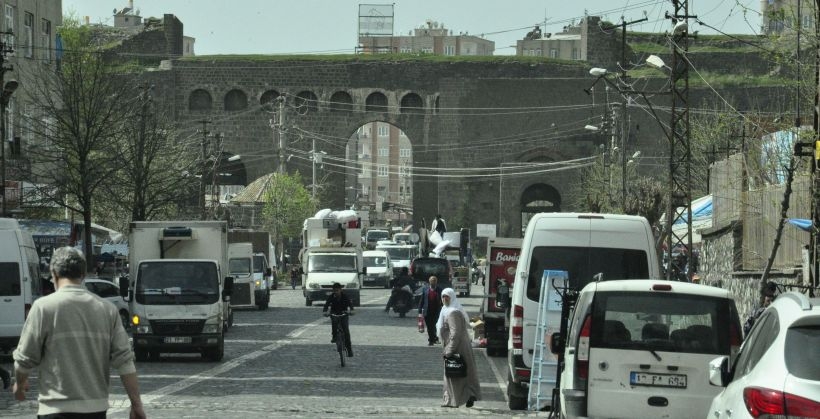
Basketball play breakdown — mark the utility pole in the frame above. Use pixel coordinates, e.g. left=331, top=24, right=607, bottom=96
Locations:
left=198, top=119, right=210, bottom=220
left=276, top=96, right=287, bottom=174
left=665, top=1, right=696, bottom=281
left=0, top=30, right=13, bottom=217
left=311, top=137, right=317, bottom=199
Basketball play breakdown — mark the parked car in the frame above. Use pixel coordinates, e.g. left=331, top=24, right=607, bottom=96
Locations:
left=557, top=280, right=743, bottom=419
left=707, top=292, right=820, bottom=419
left=84, top=277, right=130, bottom=330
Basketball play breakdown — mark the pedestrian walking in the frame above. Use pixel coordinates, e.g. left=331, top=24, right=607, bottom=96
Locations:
left=290, top=266, right=301, bottom=290
left=12, top=247, right=145, bottom=419
left=418, top=275, right=443, bottom=345
left=431, top=214, right=447, bottom=235
left=437, top=288, right=481, bottom=408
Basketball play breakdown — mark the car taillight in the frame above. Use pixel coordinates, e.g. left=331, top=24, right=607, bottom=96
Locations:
left=512, top=304, right=524, bottom=349
left=577, top=314, right=592, bottom=381
left=744, top=387, right=820, bottom=418
left=24, top=303, right=31, bottom=319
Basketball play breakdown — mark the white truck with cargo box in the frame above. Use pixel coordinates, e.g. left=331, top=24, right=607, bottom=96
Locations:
left=228, top=242, right=267, bottom=310
left=0, top=218, right=42, bottom=354
left=506, top=213, right=661, bottom=410
left=301, top=210, right=365, bottom=306
left=121, top=221, right=234, bottom=362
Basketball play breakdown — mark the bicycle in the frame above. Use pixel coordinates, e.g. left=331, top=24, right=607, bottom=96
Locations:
left=326, top=311, right=352, bottom=367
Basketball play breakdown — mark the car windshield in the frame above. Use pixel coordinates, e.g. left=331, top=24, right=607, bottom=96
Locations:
left=381, top=247, right=413, bottom=260
left=785, top=325, right=820, bottom=380
left=526, top=246, right=649, bottom=301
left=229, top=258, right=251, bottom=275
left=135, top=261, right=220, bottom=305
left=367, top=231, right=389, bottom=241
left=364, top=256, right=387, bottom=267
left=589, top=292, right=736, bottom=355
left=308, top=254, right=357, bottom=272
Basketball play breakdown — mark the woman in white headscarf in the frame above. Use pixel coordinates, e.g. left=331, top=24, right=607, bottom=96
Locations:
left=436, top=288, right=481, bottom=408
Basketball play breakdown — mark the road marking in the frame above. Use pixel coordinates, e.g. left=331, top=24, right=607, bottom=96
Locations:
left=110, top=295, right=387, bottom=413
left=131, top=373, right=501, bottom=389
left=483, top=349, right=509, bottom=403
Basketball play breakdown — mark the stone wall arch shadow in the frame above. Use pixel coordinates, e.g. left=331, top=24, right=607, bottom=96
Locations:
left=365, top=91, right=388, bottom=113
left=224, top=89, right=248, bottom=111
left=260, top=90, right=280, bottom=110
left=295, top=90, right=319, bottom=113
left=400, top=93, right=424, bottom=114
left=329, top=91, right=353, bottom=112
left=189, top=89, right=212, bottom=111
left=519, top=183, right=561, bottom=233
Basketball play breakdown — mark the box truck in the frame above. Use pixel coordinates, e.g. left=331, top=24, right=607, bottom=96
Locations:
left=481, top=237, right=521, bottom=357
left=121, top=221, right=234, bottom=362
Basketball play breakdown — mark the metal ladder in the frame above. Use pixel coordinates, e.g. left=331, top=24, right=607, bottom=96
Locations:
left=528, top=270, right=567, bottom=411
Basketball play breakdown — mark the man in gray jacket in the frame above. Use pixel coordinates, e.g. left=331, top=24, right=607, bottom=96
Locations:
left=13, top=247, right=145, bottom=419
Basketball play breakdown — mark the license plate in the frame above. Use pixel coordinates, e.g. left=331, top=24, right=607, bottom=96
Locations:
left=164, top=336, right=192, bottom=344
left=630, top=372, right=687, bottom=388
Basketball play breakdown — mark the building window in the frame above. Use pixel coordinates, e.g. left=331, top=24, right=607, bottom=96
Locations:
left=399, top=148, right=411, bottom=158
left=4, top=5, right=15, bottom=56
left=399, top=166, right=411, bottom=177
left=360, top=164, right=370, bottom=177
left=378, top=165, right=388, bottom=177
left=378, top=125, right=388, bottom=136
left=571, top=48, right=579, bottom=60
left=5, top=97, right=13, bottom=143
left=549, top=48, right=558, bottom=58
left=24, top=12, right=33, bottom=58
left=802, top=14, right=813, bottom=28
left=421, top=47, right=433, bottom=53
left=41, top=19, right=51, bottom=63
left=378, top=147, right=388, bottom=157
left=400, top=47, right=412, bottom=53
left=444, top=45, right=455, bottom=55
left=535, top=49, right=542, bottom=56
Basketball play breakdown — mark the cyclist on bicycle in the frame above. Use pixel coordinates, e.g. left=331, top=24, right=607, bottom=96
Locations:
left=323, top=282, right=355, bottom=356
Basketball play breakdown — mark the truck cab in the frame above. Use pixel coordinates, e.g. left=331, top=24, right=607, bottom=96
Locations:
left=302, top=247, right=364, bottom=306
left=229, top=242, right=266, bottom=310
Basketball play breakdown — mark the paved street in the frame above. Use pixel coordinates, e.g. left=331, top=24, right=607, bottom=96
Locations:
left=1, top=287, right=535, bottom=418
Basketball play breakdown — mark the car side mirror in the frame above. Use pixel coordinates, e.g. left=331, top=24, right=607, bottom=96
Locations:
left=223, top=277, right=234, bottom=300
left=708, top=356, right=730, bottom=387
left=549, top=332, right=564, bottom=355
left=118, top=276, right=129, bottom=300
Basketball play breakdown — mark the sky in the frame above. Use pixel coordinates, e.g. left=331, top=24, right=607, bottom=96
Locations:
left=62, top=1, right=763, bottom=56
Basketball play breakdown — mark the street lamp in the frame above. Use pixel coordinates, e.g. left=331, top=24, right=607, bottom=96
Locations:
left=0, top=79, right=18, bottom=217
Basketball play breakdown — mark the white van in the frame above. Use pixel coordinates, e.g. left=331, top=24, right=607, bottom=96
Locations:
left=506, top=213, right=661, bottom=410
left=558, top=280, right=742, bottom=419
left=0, top=218, right=42, bottom=353
left=362, top=250, right=393, bottom=288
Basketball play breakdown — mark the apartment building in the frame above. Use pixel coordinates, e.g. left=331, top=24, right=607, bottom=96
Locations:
left=359, top=20, right=494, bottom=56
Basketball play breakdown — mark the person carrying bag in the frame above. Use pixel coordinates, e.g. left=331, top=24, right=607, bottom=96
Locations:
left=437, top=288, right=481, bottom=408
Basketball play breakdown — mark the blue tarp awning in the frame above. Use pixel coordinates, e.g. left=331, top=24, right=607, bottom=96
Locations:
left=673, top=194, right=712, bottom=225
left=788, top=218, right=812, bottom=232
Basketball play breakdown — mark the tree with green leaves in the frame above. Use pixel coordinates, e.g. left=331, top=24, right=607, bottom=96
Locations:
left=262, top=172, right=316, bottom=260
left=19, top=18, right=135, bottom=268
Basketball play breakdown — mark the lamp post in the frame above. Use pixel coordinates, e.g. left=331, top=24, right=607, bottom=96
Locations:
left=0, top=79, right=18, bottom=217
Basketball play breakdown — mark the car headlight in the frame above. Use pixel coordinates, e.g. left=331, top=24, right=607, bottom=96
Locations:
left=255, top=280, right=261, bottom=287
left=135, top=324, right=152, bottom=334
left=202, top=323, right=219, bottom=334
left=345, top=282, right=358, bottom=289
left=309, top=283, right=320, bottom=289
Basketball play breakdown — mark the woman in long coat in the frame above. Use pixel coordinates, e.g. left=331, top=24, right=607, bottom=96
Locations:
left=437, top=288, right=481, bottom=408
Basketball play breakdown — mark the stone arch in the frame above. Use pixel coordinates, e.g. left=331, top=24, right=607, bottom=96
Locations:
left=224, top=89, right=248, bottom=111
left=521, top=183, right=561, bottom=214
left=365, top=91, right=388, bottom=113
left=400, top=93, right=424, bottom=114
left=329, top=91, right=353, bottom=112
left=260, top=90, right=280, bottom=108
left=189, top=89, right=212, bottom=111
left=295, top=90, right=319, bottom=113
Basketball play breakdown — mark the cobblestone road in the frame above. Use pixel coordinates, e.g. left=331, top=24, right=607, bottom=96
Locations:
left=1, top=287, right=542, bottom=417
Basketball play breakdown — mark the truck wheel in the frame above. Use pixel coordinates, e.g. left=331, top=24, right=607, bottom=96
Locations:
left=305, top=298, right=312, bottom=306
left=507, top=377, right=528, bottom=410
left=134, top=347, right=149, bottom=362
left=204, top=340, right=224, bottom=362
